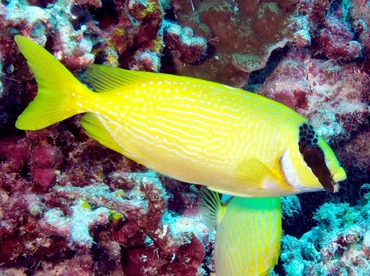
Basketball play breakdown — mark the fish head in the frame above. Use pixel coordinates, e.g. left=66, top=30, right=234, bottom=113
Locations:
left=280, top=123, right=347, bottom=194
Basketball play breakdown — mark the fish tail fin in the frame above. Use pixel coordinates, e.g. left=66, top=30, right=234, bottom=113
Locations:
left=199, top=187, right=226, bottom=229
left=14, top=35, right=91, bottom=130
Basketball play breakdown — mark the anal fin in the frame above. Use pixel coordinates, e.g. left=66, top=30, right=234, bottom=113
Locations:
left=80, top=113, right=124, bottom=155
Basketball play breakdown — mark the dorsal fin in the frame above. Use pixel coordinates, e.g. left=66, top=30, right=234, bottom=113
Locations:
left=85, top=65, right=157, bottom=92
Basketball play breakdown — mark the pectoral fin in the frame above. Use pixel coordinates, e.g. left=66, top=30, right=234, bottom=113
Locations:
left=233, top=157, right=279, bottom=186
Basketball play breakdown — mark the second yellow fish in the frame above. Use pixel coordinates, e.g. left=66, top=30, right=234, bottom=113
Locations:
left=14, top=35, right=347, bottom=197
left=199, top=188, right=282, bottom=276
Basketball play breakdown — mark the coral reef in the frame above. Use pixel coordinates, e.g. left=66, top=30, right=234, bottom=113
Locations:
left=0, top=0, right=369, bottom=274
left=0, top=0, right=207, bottom=71
left=280, top=185, right=370, bottom=275
left=170, top=0, right=302, bottom=86
left=0, top=124, right=210, bottom=274
left=258, top=48, right=370, bottom=144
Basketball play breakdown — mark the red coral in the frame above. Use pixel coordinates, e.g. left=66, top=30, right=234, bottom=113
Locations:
left=316, top=15, right=362, bottom=60
left=163, top=22, right=208, bottom=64
left=0, top=136, right=29, bottom=173
left=336, top=126, right=370, bottom=179
left=30, top=144, right=63, bottom=189
left=258, top=48, right=370, bottom=143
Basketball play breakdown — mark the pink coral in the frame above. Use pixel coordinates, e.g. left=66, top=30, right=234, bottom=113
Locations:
left=351, top=0, right=370, bottom=58
left=316, top=15, right=363, bottom=60
left=163, top=21, right=207, bottom=64
left=258, top=48, right=370, bottom=143
left=0, top=128, right=209, bottom=274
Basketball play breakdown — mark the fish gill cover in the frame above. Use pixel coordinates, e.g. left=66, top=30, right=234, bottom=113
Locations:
left=0, top=0, right=369, bottom=275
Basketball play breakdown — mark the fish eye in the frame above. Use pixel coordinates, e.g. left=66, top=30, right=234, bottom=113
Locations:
left=298, top=123, right=336, bottom=192
left=303, top=147, right=325, bottom=166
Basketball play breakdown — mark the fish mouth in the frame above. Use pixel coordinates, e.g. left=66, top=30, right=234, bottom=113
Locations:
left=332, top=183, right=339, bottom=193
left=323, top=180, right=339, bottom=193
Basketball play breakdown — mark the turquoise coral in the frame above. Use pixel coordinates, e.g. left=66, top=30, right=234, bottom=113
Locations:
left=281, top=184, right=370, bottom=275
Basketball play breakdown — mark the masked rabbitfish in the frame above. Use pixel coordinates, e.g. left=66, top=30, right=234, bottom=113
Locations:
left=14, top=35, right=347, bottom=197
left=199, top=188, right=282, bottom=276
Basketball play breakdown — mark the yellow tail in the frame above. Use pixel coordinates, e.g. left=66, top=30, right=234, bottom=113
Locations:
left=14, top=35, right=91, bottom=130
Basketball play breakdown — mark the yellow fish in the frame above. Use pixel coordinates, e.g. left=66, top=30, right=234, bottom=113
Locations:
left=199, top=188, right=282, bottom=275
left=14, top=35, right=347, bottom=197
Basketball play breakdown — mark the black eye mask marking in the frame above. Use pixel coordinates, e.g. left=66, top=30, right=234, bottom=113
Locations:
left=298, top=123, right=335, bottom=192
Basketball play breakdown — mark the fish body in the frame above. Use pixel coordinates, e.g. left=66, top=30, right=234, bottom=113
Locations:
left=199, top=188, right=282, bottom=275
left=15, top=36, right=347, bottom=197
